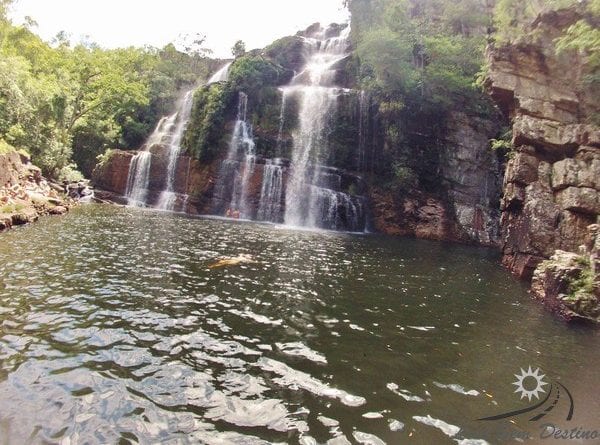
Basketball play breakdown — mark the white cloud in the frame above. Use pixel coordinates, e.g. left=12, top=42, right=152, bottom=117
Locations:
left=9, top=0, right=349, bottom=57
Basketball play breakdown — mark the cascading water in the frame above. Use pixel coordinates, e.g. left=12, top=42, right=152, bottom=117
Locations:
left=212, top=92, right=256, bottom=218
left=125, top=116, right=175, bottom=207
left=205, top=24, right=367, bottom=231
left=156, top=90, right=194, bottom=211
left=125, top=90, right=194, bottom=210
left=257, top=159, right=284, bottom=222
left=274, top=91, right=288, bottom=157
left=125, top=151, right=152, bottom=206
left=208, top=62, right=232, bottom=84
left=357, top=90, right=370, bottom=172
left=282, top=25, right=366, bottom=231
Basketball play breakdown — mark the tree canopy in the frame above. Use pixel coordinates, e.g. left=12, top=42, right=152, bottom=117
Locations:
left=0, top=0, right=211, bottom=179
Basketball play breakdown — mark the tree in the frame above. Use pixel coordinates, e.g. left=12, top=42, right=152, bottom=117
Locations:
left=232, top=40, right=246, bottom=58
left=0, top=7, right=210, bottom=179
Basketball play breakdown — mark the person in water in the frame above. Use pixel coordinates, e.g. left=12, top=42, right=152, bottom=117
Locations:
left=225, top=208, right=232, bottom=217
left=232, top=209, right=240, bottom=219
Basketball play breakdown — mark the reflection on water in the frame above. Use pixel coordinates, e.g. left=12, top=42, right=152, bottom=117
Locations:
left=0, top=205, right=598, bottom=444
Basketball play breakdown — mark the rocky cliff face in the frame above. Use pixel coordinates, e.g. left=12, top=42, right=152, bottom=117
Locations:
left=370, top=111, right=501, bottom=246
left=486, top=7, right=599, bottom=322
left=0, top=150, right=71, bottom=231
left=486, top=8, right=600, bottom=280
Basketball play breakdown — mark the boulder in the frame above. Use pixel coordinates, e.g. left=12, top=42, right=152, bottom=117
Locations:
left=48, top=205, right=68, bottom=215
left=11, top=207, right=38, bottom=225
left=0, top=215, right=11, bottom=231
left=531, top=246, right=599, bottom=324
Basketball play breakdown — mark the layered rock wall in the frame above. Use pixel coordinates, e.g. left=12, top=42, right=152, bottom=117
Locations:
left=487, top=8, right=600, bottom=279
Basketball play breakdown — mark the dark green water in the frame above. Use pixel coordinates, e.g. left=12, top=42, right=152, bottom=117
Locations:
left=0, top=205, right=598, bottom=444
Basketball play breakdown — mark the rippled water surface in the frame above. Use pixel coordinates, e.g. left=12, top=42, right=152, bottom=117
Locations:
left=0, top=205, right=599, bottom=444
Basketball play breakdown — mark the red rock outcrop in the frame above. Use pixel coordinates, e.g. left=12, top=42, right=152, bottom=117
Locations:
left=91, top=148, right=223, bottom=214
left=92, top=150, right=134, bottom=196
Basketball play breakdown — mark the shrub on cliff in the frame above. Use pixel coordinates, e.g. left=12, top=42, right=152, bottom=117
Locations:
left=228, top=55, right=287, bottom=93
left=183, top=83, right=235, bottom=162
left=264, top=36, right=305, bottom=73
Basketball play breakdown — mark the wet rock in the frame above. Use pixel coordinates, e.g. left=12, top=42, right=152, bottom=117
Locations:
left=441, top=113, right=502, bottom=246
left=91, top=150, right=134, bottom=196
left=415, top=200, right=448, bottom=240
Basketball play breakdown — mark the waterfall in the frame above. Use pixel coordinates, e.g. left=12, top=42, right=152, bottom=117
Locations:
left=212, top=92, right=256, bottom=218
left=257, top=159, right=284, bottom=222
left=156, top=90, right=194, bottom=211
left=125, top=116, right=173, bottom=206
left=125, top=89, right=194, bottom=210
left=203, top=24, right=368, bottom=231
left=357, top=90, right=370, bottom=172
left=208, top=62, right=232, bottom=84
left=275, top=90, right=288, bottom=157
left=283, top=25, right=365, bottom=231
left=308, top=184, right=363, bottom=231
left=125, top=151, right=152, bottom=206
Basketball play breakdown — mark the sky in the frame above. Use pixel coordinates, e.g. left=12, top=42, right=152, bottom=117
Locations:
left=9, top=0, right=350, bottom=58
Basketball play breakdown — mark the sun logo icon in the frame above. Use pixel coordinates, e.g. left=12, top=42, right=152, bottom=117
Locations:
left=513, top=366, right=548, bottom=401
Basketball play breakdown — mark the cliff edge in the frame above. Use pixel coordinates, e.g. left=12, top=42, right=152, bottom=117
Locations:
left=486, top=7, right=599, bottom=322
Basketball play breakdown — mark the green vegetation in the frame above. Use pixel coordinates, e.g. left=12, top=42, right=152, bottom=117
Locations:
left=490, top=127, right=514, bottom=160
left=0, top=138, right=13, bottom=154
left=494, top=0, right=577, bottom=43
left=346, top=0, right=599, bottom=188
left=563, top=256, right=599, bottom=320
left=184, top=83, right=234, bottom=161
left=554, top=0, right=600, bottom=97
left=345, top=0, right=497, bottom=189
left=0, top=0, right=211, bottom=179
left=0, top=202, right=25, bottom=213
left=264, top=36, right=305, bottom=70
left=183, top=52, right=290, bottom=162
left=2, top=0, right=597, bottom=183
left=231, top=40, right=246, bottom=58
left=348, top=0, right=493, bottom=111
left=227, top=55, right=286, bottom=93
left=568, top=257, right=595, bottom=298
